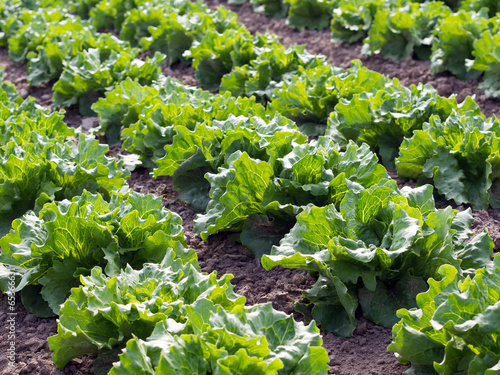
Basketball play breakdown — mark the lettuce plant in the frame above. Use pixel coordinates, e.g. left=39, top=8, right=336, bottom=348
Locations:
left=0, top=75, right=72, bottom=149
left=0, top=110, right=73, bottom=150
left=362, top=1, right=451, bottom=61
left=120, top=2, right=240, bottom=65
left=120, top=4, right=192, bottom=64
left=0, top=133, right=129, bottom=237
left=0, top=189, right=191, bottom=316
left=89, top=0, right=150, bottom=31
left=430, top=9, right=496, bottom=80
left=396, top=111, right=500, bottom=209
left=468, top=30, right=500, bottom=98
left=330, top=0, right=384, bottom=43
left=119, top=88, right=281, bottom=173
left=250, top=0, right=289, bottom=18
left=91, top=79, right=162, bottom=144
left=268, top=60, right=388, bottom=135
left=108, top=299, right=329, bottom=375
left=92, top=77, right=275, bottom=151
left=194, top=139, right=388, bottom=257
left=153, top=114, right=303, bottom=213
left=48, top=257, right=242, bottom=369
left=121, top=93, right=221, bottom=170
left=459, top=0, right=500, bottom=17
left=262, top=184, right=494, bottom=336
left=47, top=256, right=329, bottom=374
left=389, top=254, right=500, bottom=374
left=284, top=0, right=334, bottom=31
left=91, top=77, right=204, bottom=144
left=7, top=7, right=72, bottom=62
left=186, top=29, right=279, bottom=91
left=0, top=0, right=25, bottom=46
left=1, top=1, right=86, bottom=47
left=0, top=68, right=73, bottom=150
left=0, top=68, right=20, bottom=104
left=25, top=31, right=127, bottom=87
left=25, top=23, right=96, bottom=86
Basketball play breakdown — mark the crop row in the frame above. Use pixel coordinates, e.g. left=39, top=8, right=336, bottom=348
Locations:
left=235, top=0, right=500, bottom=98
left=1, top=0, right=500, bottom=373
left=2, top=0, right=498, bottom=210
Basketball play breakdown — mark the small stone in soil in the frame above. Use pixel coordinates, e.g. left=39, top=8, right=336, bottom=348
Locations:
left=19, top=88, right=29, bottom=98
left=340, top=341, right=352, bottom=352
left=82, top=117, right=99, bottom=131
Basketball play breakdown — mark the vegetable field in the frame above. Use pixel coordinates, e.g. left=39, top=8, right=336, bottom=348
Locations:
left=1, top=0, right=500, bottom=374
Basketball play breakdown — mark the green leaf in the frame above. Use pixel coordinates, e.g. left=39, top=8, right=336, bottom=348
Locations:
left=330, top=0, right=383, bottom=43
left=390, top=255, right=500, bottom=374
left=49, top=256, right=244, bottom=368
left=155, top=335, right=211, bottom=374
left=39, top=258, right=82, bottom=314
left=0, top=189, right=189, bottom=315
left=172, top=148, right=213, bottom=213
left=110, top=298, right=328, bottom=374
left=397, top=112, right=498, bottom=209
left=362, top=2, right=450, bottom=62
left=20, top=284, right=55, bottom=318
left=194, top=152, right=274, bottom=240
left=284, top=0, right=334, bottom=31
left=92, top=79, right=160, bottom=144
left=109, top=339, right=155, bottom=375
left=358, top=274, right=428, bottom=328
left=401, top=184, right=436, bottom=218
left=430, top=9, right=493, bottom=80
left=303, top=273, right=358, bottom=337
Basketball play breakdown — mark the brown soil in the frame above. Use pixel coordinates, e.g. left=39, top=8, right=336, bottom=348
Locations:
left=1, top=2, right=500, bottom=375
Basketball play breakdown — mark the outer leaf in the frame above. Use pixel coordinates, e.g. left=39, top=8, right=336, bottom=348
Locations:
left=193, top=152, right=274, bottom=240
